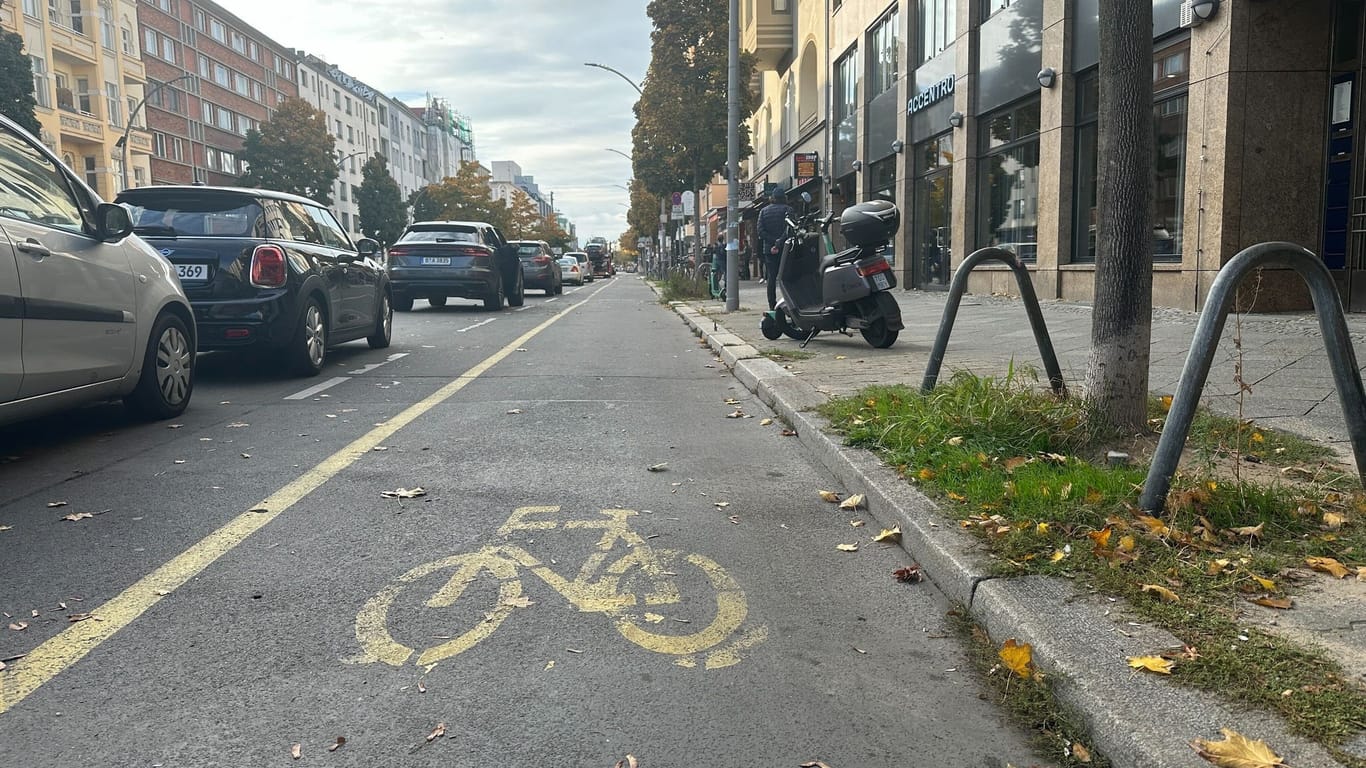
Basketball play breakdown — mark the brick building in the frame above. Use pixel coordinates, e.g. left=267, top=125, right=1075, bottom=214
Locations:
left=136, top=0, right=296, bottom=186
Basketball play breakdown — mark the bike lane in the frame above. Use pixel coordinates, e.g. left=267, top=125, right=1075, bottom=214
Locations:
left=0, top=279, right=1048, bottom=766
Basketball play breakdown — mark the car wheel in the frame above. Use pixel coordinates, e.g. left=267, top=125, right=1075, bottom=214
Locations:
left=289, top=297, right=328, bottom=376
left=429, top=295, right=447, bottom=308
left=393, top=295, right=414, bottom=312
left=483, top=274, right=504, bottom=311
left=125, top=312, right=194, bottom=420
left=368, top=292, right=393, bottom=349
left=508, top=268, right=525, bottom=307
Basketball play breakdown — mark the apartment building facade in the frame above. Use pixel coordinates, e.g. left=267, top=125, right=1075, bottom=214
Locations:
left=3, top=0, right=151, bottom=199
left=136, top=0, right=296, bottom=187
left=490, top=160, right=553, bottom=218
left=294, top=53, right=381, bottom=235
left=413, top=96, right=475, bottom=182
left=739, top=0, right=1366, bottom=311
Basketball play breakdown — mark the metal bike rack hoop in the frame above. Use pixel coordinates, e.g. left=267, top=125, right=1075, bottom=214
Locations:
left=1139, top=242, right=1366, bottom=513
left=921, top=247, right=1066, bottom=396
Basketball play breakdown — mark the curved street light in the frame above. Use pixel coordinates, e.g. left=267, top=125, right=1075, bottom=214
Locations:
left=583, top=63, right=643, bottom=96
left=117, top=73, right=194, bottom=189
left=604, top=147, right=632, bottom=162
left=337, top=150, right=367, bottom=170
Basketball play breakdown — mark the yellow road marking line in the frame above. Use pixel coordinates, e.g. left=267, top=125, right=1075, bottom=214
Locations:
left=0, top=292, right=603, bottom=716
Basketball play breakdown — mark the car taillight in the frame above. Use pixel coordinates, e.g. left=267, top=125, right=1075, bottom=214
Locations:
left=250, top=244, right=287, bottom=288
left=857, top=258, right=892, bottom=277
left=534, top=255, right=551, bottom=265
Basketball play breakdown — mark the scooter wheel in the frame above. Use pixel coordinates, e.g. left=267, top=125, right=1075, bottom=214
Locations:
left=761, top=314, right=783, bottom=340
left=776, top=309, right=807, bottom=341
left=861, top=318, right=898, bottom=349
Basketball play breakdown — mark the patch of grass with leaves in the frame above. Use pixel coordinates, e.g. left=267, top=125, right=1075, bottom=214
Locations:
left=950, top=609, right=1111, bottom=767
left=820, top=371, right=1366, bottom=750
left=761, top=348, right=816, bottom=363
left=656, top=271, right=709, bottom=302
left=1157, top=397, right=1338, bottom=468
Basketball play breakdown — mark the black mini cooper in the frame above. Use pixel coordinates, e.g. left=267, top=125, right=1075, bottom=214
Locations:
left=116, top=186, right=393, bottom=376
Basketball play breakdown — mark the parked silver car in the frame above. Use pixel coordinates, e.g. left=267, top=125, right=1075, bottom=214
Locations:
left=0, top=115, right=196, bottom=426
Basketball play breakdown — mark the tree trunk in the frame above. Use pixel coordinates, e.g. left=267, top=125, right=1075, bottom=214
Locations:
left=1084, top=0, right=1154, bottom=433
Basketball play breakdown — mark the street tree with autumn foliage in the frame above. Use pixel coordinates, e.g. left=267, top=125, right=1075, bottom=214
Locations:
left=411, top=160, right=510, bottom=231
left=632, top=0, right=756, bottom=256
left=238, top=97, right=338, bottom=205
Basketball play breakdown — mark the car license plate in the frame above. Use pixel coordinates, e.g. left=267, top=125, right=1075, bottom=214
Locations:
left=872, top=272, right=890, bottom=290
left=176, top=264, right=207, bottom=282
left=422, top=257, right=451, bottom=265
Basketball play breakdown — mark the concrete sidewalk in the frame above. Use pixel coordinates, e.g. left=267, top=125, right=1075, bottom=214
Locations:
left=660, top=279, right=1366, bottom=768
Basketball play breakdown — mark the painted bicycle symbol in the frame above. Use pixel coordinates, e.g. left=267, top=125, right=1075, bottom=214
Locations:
left=353, top=506, right=767, bottom=670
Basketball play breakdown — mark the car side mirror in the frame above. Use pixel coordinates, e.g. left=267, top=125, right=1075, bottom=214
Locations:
left=96, top=202, right=133, bottom=241
left=355, top=237, right=380, bottom=257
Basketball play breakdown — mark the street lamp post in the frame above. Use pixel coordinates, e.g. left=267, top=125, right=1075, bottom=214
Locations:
left=583, top=63, right=643, bottom=96
left=337, top=150, right=367, bottom=169
left=117, top=73, right=194, bottom=189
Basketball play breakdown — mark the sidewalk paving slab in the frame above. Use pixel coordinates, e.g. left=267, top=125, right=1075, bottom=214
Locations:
left=657, top=279, right=1365, bottom=768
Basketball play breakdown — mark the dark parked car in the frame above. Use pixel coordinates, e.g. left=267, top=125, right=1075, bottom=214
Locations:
left=386, top=221, right=525, bottom=311
left=115, top=186, right=392, bottom=377
left=509, top=239, right=562, bottom=295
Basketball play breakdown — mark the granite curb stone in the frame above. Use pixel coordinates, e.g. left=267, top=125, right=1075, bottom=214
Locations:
left=655, top=283, right=1354, bottom=767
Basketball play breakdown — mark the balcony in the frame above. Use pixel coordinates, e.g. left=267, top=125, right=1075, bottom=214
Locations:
left=121, top=58, right=146, bottom=84
left=58, top=109, right=105, bottom=143
left=126, top=128, right=153, bottom=154
left=741, top=1, right=793, bottom=71
left=50, top=24, right=98, bottom=65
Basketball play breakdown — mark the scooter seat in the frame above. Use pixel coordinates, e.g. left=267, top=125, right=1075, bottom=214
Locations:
left=820, top=252, right=855, bottom=271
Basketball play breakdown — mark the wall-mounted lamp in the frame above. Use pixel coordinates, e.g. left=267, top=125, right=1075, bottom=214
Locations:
left=1037, top=67, right=1056, bottom=89
left=948, top=111, right=964, bottom=129
left=891, top=139, right=904, bottom=154
left=852, top=159, right=863, bottom=172
left=1181, top=0, right=1219, bottom=27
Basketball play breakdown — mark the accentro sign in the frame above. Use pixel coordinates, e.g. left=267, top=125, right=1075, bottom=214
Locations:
left=908, top=75, right=955, bottom=114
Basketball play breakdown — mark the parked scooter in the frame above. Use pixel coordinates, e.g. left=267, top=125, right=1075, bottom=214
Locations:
left=760, top=195, right=904, bottom=348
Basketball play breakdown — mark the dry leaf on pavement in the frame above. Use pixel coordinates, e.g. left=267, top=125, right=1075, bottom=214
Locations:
left=799, top=763, right=833, bottom=768
left=1250, top=596, right=1293, bottom=610
left=290, top=744, right=301, bottom=760
left=1071, top=743, right=1093, bottom=763
left=1305, top=556, right=1351, bottom=579
left=818, top=490, right=841, bottom=503
left=62, top=512, right=94, bottom=522
left=647, top=463, right=669, bottom=472
left=381, top=487, right=427, bottom=499
left=836, top=543, right=859, bottom=552
left=8, top=622, right=27, bottom=631
left=838, top=494, right=865, bottom=511
left=998, top=638, right=1033, bottom=679
left=1229, top=522, right=1264, bottom=539
left=873, top=527, right=901, bottom=544
left=502, top=596, right=534, bottom=608
left=780, top=428, right=797, bottom=437
left=1127, top=655, right=1175, bottom=675
left=1141, top=584, right=1181, bottom=603
left=893, top=565, right=924, bottom=583
left=426, top=723, right=446, bottom=742
left=0, top=526, right=12, bottom=532
left=327, top=736, right=346, bottom=752
left=506, top=409, right=524, bottom=415
left=1190, top=728, right=1285, bottom=767
left=760, top=418, right=774, bottom=426
left=46, top=501, right=67, bottom=508
left=418, top=680, right=427, bottom=693
left=613, top=756, right=639, bottom=768
left=850, top=519, right=865, bottom=528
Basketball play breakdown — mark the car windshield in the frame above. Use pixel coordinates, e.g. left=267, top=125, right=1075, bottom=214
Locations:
left=516, top=245, right=542, bottom=256
left=119, top=193, right=263, bottom=237
left=399, top=226, right=480, bottom=244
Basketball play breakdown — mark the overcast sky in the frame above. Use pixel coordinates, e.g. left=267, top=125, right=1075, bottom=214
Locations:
left=226, top=0, right=652, bottom=243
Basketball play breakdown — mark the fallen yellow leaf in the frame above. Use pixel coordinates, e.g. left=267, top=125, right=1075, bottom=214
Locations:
left=917, top=468, right=936, bottom=481
left=760, top=418, right=774, bottom=426
left=1003, top=456, right=1029, bottom=473
left=291, top=744, right=302, bottom=760
left=1322, top=512, right=1345, bottom=530
left=1136, top=514, right=1171, bottom=536
left=1251, top=575, right=1276, bottom=591
left=946, top=491, right=967, bottom=503
left=1160, top=395, right=1173, bottom=412
left=1050, top=548, right=1069, bottom=563
left=836, top=543, right=859, bottom=552
left=1190, top=728, right=1285, bottom=768
left=1306, top=556, right=1351, bottom=579
left=1127, top=655, right=1175, bottom=675
left=850, top=519, right=865, bottom=527
left=1117, top=535, right=1136, bottom=553
left=838, top=494, right=865, bottom=511
left=818, top=490, right=841, bottom=503
left=1071, top=742, right=1093, bottom=763
left=1207, top=558, right=1233, bottom=576
left=946, top=436, right=964, bottom=446
left=1141, top=584, right=1181, bottom=603
left=873, top=527, right=901, bottom=544
left=1230, top=522, right=1264, bottom=538
left=998, top=638, right=1033, bottom=679
left=1088, top=526, right=1113, bottom=551
left=1036, top=522, right=1050, bottom=535
left=1251, top=596, right=1293, bottom=610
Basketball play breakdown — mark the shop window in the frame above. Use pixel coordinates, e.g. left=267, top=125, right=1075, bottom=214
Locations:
left=1071, top=40, right=1190, bottom=263
left=978, top=98, right=1041, bottom=261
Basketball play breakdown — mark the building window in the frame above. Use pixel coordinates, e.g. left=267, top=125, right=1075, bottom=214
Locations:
left=144, top=27, right=157, bottom=56
left=153, top=132, right=166, bottom=157
left=978, top=97, right=1041, bottom=262
left=209, top=18, right=225, bottom=43
left=345, top=96, right=352, bottom=115
left=127, top=96, right=139, bottom=126
left=158, top=0, right=174, bottom=12
left=835, top=48, right=857, bottom=123
left=346, top=125, right=354, bottom=144
left=869, top=8, right=898, bottom=99
left=83, top=156, right=97, bottom=189
left=919, top=0, right=955, bottom=64
left=213, top=63, right=229, bottom=87
left=252, top=82, right=262, bottom=101
left=868, top=156, right=896, bottom=203
left=230, top=32, right=245, bottom=54
left=194, top=9, right=204, bottom=29
left=162, top=36, right=176, bottom=64
left=29, top=56, right=49, bottom=109
left=217, top=107, right=232, bottom=131
left=249, top=41, right=258, bottom=60
left=121, top=25, right=134, bottom=56
left=22, top=0, right=38, bottom=17
left=201, top=101, right=212, bottom=124
left=1072, top=40, right=1190, bottom=263
left=982, top=0, right=1014, bottom=19
left=99, top=5, right=115, bottom=50
left=197, top=54, right=209, bottom=77
left=171, top=137, right=183, bottom=161
left=105, top=82, right=121, bottom=127
left=233, top=72, right=249, bottom=96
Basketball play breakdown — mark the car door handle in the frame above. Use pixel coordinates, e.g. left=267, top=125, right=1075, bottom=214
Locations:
left=16, top=239, right=51, bottom=258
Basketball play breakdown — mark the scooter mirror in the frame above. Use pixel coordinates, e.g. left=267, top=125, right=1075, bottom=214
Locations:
left=801, top=191, right=812, bottom=204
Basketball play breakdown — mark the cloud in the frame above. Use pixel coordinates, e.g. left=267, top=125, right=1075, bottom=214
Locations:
left=225, top=0, right=650, bottom=242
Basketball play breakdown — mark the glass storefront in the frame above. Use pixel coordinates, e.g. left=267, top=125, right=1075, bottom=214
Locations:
left=978, top=98, right=1041, bottom=261
left=914, top=133, right=954, bottom=288
left=1072, top=40, right=1190, bottom=263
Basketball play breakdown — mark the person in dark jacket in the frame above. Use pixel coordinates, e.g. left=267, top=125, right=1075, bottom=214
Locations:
left=756, top=192, right=792, bottom=310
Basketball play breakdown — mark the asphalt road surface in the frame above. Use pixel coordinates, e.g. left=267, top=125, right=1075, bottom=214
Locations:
left=0, top=277, right=1049, bottom=767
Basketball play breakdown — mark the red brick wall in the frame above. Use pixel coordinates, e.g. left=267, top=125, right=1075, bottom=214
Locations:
left=137, top=0, right=299, bottom=186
